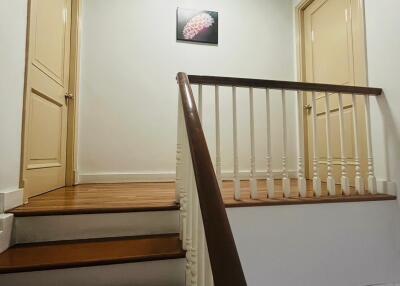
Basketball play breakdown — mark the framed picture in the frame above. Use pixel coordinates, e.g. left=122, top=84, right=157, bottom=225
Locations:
left=176, top=8, right=218, bottom=44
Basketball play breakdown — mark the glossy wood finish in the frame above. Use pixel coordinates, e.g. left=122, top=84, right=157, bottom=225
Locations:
left=0, top=234, right=184, bottom=274
left=221, top=180, right=396, bottom=208
left=177, top=72, right=247, bottom=286
left=10, top=183, right=179, bottom=216
left=9, top=181, right=395, bottom=217
left=188, top=75, right=382, bottom=95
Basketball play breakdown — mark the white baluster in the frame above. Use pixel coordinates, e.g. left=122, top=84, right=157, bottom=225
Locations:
left=181, top=129, right=189, bottom=250
left=281, top=90, right=291, bottom=197
left=338, top=93, right=350, bottom=195
left=249, top=87, right=258, bottom=199
left=364, top=96, right=377, bottom=194
left=197, top=211, right=206, bottom=286
left=185, top=162, right=193, bottom=286
left=198, top=85, right=203, bottom=122
left=311, top=92, right=322, bottom=197
left=176, top=95, right=185, bottom=241
left=324, top=92, right=336, bottom=196
left=215, top=86, right=222, bottom=188
left=296, top=91, right=307, bottom=197
left=265, top=89, right=275, bottom=198
left=352, top=93, right=365, bottom=194
left=191, top=182, right=199, bottom=285
left=232, top=87, right=240, bottom=200
left=176, top=94, right=184, bottom=203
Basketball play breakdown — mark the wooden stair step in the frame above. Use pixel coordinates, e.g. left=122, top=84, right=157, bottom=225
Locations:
left=9, top=183, right=179, bottom=216
left=0, top=234, right=184, bottom=274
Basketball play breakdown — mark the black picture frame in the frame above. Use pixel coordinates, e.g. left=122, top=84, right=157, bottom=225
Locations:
left=176, top=8, right=218, bottom=44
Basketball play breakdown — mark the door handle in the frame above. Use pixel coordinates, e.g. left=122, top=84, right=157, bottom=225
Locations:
left=65, top=92, right=73, bottom=100
left=304, top=104, right=312, bottom=111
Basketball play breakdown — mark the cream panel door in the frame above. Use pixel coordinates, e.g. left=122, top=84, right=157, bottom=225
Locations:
left=304, top=0, right=367, bottom=194
left=23, top=0, right=72, bottom=198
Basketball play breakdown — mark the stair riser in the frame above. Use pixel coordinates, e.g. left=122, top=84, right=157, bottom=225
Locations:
left=0, top=214, right=13, bottom=253
left=0, top=259, right=185, bottom=286
left=14, top=210, right=179, bottom=244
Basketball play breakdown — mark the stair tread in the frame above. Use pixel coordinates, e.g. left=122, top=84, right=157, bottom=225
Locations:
left=9, top=183, right=179, bottom=216
left=0, top=234, right=184, bottom=274
left=9, top=182, right=396, bottom=217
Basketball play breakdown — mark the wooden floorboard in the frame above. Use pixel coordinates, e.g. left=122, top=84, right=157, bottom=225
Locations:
left=221, top=179, right=397, bottom=207
left=10, top=183, right=179, bottom=216
left=0, top=234, right=184, bottom=274
left=9, top=180, right=396, bottom=216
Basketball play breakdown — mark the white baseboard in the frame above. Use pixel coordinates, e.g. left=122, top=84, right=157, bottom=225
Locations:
left=77, top=170, right=298, bottom=184
left=77, top=172, right=176, bottom=184
left=0, top=213, right=13, bottom=254
left=377, top=179, right=397, bottom=196
left=0, top=188, right=23, bottom=213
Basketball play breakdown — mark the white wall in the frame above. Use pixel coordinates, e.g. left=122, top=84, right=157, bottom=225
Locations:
left=228, top=201, right=400, bottom=286
left=0, top=0, right=27, bottom=197
left=78, top=0, right=297, bottom=182
left=364, top=0, right=400, bottom=195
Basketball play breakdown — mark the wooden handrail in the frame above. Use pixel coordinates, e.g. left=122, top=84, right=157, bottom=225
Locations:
left=188, top=75, right=382, bottom=95
left=176, top=72, right=247, bottom=286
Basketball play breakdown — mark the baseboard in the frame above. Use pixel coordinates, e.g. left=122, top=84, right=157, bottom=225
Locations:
left=0, top=188, right=24, bottom=213
left=377, top=179, right=397, bottom=196
left=77, top=170, right=298, bottom=184
left=77, top=172, right=176, bottom=184
left=0, top=213, right=14, bottom=253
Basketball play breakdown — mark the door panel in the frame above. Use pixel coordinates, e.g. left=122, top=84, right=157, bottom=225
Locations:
left=23, top=0, right=71, bottom=198
left=310, top=0, right=354, bottom=85
left=28, top=91, right=63, bottom=166
left=33, top=0, right=68, bottom=84
left=303, top=0, right=367, bottom=192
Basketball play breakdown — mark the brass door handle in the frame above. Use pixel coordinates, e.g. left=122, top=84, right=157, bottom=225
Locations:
left=65, top=92, right=73, bottom=100
left=304, top=104, right=312, bottom=111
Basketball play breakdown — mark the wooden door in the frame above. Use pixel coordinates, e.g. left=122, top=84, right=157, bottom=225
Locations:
left=303, top=0, right=367, bottom=192
left=22, top=0, right=72, bottom=199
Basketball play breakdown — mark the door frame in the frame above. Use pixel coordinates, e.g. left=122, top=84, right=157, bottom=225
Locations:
left=20, top=0, right=82, bottom=199
left=295, top=0, right=369, bottom=178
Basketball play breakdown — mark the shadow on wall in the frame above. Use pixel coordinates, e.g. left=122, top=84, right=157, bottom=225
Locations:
left=377, top=92, right=400, bottom=195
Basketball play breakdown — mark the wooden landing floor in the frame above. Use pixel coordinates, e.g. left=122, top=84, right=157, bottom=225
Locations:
left=10, top=180, right=396, bottom=216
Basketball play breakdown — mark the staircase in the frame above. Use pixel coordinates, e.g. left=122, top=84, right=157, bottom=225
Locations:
left=0, top=73, right=398, bottom=286
left=0, top=184, right=185, bottom=286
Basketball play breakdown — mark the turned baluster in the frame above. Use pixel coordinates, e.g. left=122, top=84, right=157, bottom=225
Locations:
left=265, top=89, right=275, bottom=198
left=324, top=92, right=336, bottom=196
left=364, top=96, right=377, bottom=194
left=352, top=93, right=365, bottom=194
left=249, top=87, right=258, bottom=199
left=297, top=91, right=307, bottom=197
left=311, top=92, right=322, bottom=196
left=215, top=86, right=222, bottom=188
left=338, top=93, right=350, bottom=195
left=281, top=90, right=291, bottom=197
left=232, top=87, right=240, bottom=200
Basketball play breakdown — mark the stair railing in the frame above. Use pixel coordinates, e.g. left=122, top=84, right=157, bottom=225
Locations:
left=181, top=74, right=382, bottom=200
left=176, top=72, right=383, bottom=285
left=176, top=73, right=247, bottom=286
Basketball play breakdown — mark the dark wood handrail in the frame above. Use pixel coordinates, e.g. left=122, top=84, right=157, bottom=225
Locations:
left=176, top=72, right=247, bottom=286
left=188, top=75, right=382, bottom=95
